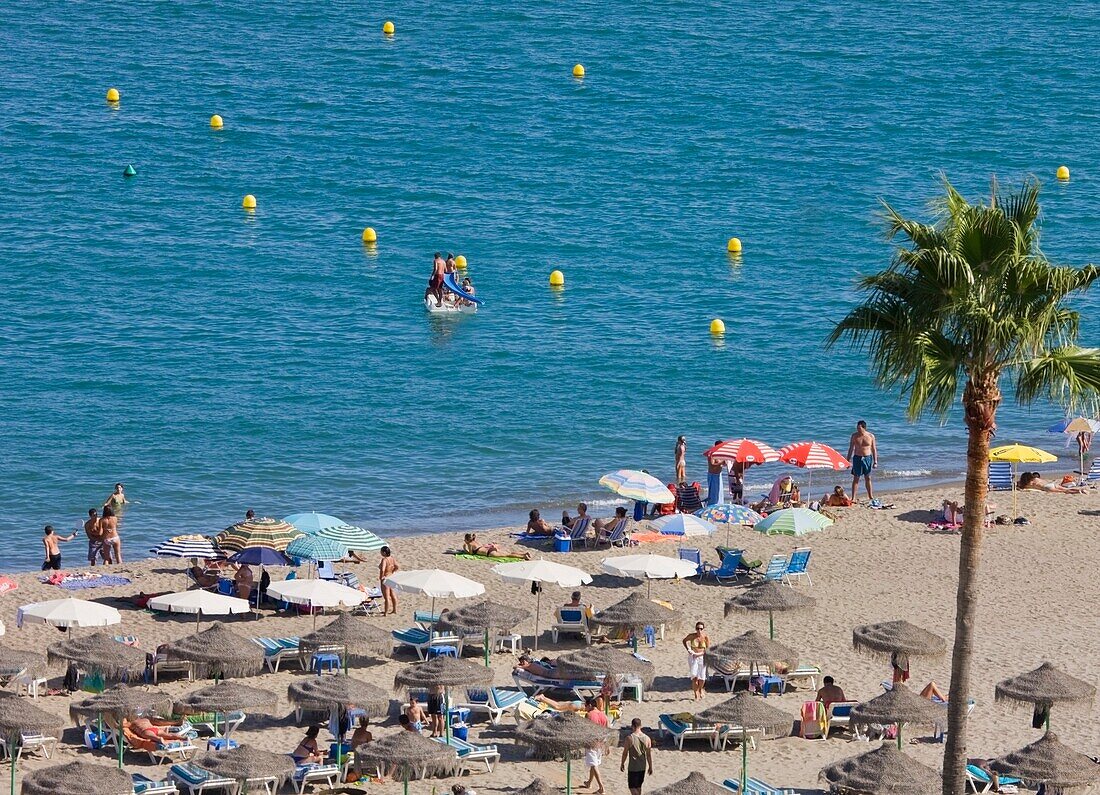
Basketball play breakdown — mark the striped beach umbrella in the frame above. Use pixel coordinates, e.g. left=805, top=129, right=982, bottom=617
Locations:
left=286, top=534, right=349, bottom=562
left=777, top=441, right=850, bottom=489
left=703, top=438, right=779, bottom=464
left=697, top=503, right=763, bottom=545
left=599, top=469, right=675, bottom=504
left=214, top=517, right=302, bottom=553
left=285, top=512, right=386, bottom=552
left=650, top=514, right=717, bottom=537
left=754, top=507, right=832, bottom=536
left=151, top=535, right=223, bottom=560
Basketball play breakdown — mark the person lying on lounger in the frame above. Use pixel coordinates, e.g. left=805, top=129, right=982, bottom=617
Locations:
left=462, top=534, right=532, bottom=559
left=123, top=716, right=187, bottom=742
left=1018, top=471, right=1087, bottom=493
left=515, top=654, right=555, bottom=678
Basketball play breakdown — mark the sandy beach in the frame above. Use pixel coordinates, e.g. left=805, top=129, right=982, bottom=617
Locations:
left=2, top=482, right=1098, bottom=794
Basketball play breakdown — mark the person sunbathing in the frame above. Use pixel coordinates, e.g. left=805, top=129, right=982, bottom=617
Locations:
left=124, top=716, right=186, bottom=742
left=462, top=533, right=532, bottom=559
left=291, top=726, right=325, bottom=764
left=920, top=681, right=947, bottom=701
left=593, top=506, right=628, bottom=534
left=822, top=486, right=853, bottom=507
left=188, top=565, right=219, bottom=588
left=515, top=654, right=555, bottom=678
left=525, top=509, right=554, bottom=536
left=1019, top=471, right=1087, bottom=494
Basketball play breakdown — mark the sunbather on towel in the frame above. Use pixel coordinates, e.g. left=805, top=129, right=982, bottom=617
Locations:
left=124, top=716, right=186, bottom=742
left=525, top=509, right=554, bottom=536
left=1019, top=471, right=1087, bottom=494
left=534, top=694, right=585, bottom=711
left=462, top=534, right=532, bottom=559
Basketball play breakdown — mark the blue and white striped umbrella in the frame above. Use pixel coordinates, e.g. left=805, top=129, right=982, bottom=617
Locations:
left=151, top=535, right=223, bottom=559
left=284, top=513, right=386, bottom=552
left=696, top=503, right=763, bottom=526
left=650, top=514, right=718, bottom=537
left=286, top=534, right=349, bottom=562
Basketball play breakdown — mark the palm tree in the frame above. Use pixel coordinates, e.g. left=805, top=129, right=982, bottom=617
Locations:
left=828, top=176, right=1100, bottom=795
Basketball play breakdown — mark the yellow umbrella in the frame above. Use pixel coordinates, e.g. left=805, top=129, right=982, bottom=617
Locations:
left=989, top=444, right=1058, bottom=519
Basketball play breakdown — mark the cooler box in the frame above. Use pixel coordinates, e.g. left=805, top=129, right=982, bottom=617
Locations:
left=553, top=536, right=570, bottom=553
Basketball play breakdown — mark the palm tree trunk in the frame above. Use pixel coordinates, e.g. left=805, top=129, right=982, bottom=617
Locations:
left=943, top=379, right=998, bottom=795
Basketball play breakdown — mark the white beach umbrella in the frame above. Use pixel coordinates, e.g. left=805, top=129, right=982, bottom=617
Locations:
left=650, top=514, right=718, bottom=538
left=17, top=598, right=121, bottom=630
left=601, top=553, right=698, bottom=596
left=599, top=469, right=675, bottom=504
left=148, top=590, right=251, bottom=628
left=383, top=569, right=485, bottom=631
left=492, top=560, right=593, bottom=651
left=267, top=579, right=367, bottom=629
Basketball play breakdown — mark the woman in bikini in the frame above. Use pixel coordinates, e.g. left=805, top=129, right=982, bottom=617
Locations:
left=683, top=621, right=710, bottom=701
left=104, top=483, right=129, bottom=510
left=99, top=506, right=122, bottom=564
left=462, top=534, right=532, bottom=559
left=292, top=726, right=325, bottom=764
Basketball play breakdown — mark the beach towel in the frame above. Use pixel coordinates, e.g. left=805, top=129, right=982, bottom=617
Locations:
left=451, top=552, right=527, bottom=563
left=0, top=576, right=17, bottom=594
left=627, top=532, right=675, bottom=544
left=39, top=572, right=132, bottom=590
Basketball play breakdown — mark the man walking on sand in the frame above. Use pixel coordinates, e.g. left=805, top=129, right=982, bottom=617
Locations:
left=620, top=718, right=653, bottom=795
left=379, top=546, right=399, bottom=616
left=847, top=420, right=878, bottom=502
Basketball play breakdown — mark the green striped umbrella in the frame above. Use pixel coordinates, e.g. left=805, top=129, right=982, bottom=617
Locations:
left=311, top=524, right=385, bottom=552
left=214, top=518, right=302, bottom=553
left=285, top=534, right=348, bottom=562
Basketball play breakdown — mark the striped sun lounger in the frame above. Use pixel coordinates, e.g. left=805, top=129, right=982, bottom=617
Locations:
left=251, top=636, right=300, bottom=673
left=168, top=763, right=235, bottom=795
left=721, top=777, right=789, bottom=794
left=432, top=735, right=501, bottom=773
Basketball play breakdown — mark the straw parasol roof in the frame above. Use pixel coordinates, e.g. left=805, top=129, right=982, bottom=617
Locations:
left=161, top=622, right=264, bottom=679
left=0, top=644, right=46, bottom=677
left=594, top=593, right=682, bottom=630
left=819, top=743, right=941, bottom=794
left=989, top=732, right=1100, bottom=789
left=194, top=744, right=295, bottom=787
left=705, top=630, right=798, bottom=670
left=175, top=681, right=278, bottom=716
left=555, top=646, right=656, bottom=688
left=694, top=692, right=793, bottom=736
left=393, top=656, right=494, bottom=691
left=849, top=684, right=946, bottom=728
left=995, top=662, right=1096, bottom=709
left=652, top=771, right=732, bottom=795
left=21, top=760, right=133, bottom=795
left=298, top=612, right=393, bottom=660
left=852, top=620, right=946, bottom=659
left=69, top=684, right=172, bottom=724
left=515, top=712, right=614, bottom=758
left=354, top=730, right=457, bottom=777
left=287, top=675, right=390, bottom=717
left=516, top=779, right=560, bottom=795
left=436, top=600, right=531, bottom=632
left=0, top=691, right=64, bottom=736
left=47, top=632, right=148, bottom=681
left=724, top=581, right=816, bottom=616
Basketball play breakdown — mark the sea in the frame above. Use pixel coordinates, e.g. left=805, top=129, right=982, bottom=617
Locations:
left=2, top=2, right=1099, bottom=571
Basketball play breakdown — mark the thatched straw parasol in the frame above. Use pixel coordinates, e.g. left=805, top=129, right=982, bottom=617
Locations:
left=69, top=684, right=173, bottom=768
left=652, top=771, right=731, bottom=795
left=849, top=684, right=946, bottom=748
left=852, top=620, right=945, bottom=682
left=20, top=760, right=132, bottom=795
left=287, top=674, right=390, bottom=772
left=437, top=600, right=531, bottom=666
left=516, top=712, right=614, bottom=795
left=354, top=730, right=457, bottom=795
left=696, top=693, right=793, bottom=792
left=194, top=745, right=295, bottom=794
left=723, top=581, right=815, bottom=639
left=704, top=630, right=798, bottom=674
left=516, top=779, right=560, bottom=795
left=298, top=612, right=392, bottom=672
left=989, top=732, right=1100, bottom=790
left=0, top=692, right=64, bottom=795
left=161, top=622, right=264, bottom=679
left=593, top=593, right=682, bottom=651
left=555, top=646, right=656, bottom=688
left=47, top=632, right=147, bottom=682
left=174, top=681, right=277, bottom=739
left=995, top=662, right=1096, bottom=730
left=394, top=656, right=493, bottom=742
left=0, top=645, right=45, bottom=677
left=819, top=743, right=940, bottom=794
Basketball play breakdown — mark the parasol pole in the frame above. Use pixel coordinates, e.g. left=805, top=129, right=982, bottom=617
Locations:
left=534, top=588, right=542, bottom=652
left=768, top=611, right=775, bottom=640
left=9, top=731, right=18, bottom=795
left=403, top=768, right=409, bottom=795
left=117, top=716, right=124, bottom=768
left=483, top=629, right=490, bottom=668
left=565, top=748, right=572, bottom=795
left=897, top=721, right=903, bottom=750
left=741, top=727, right=748, bottom=792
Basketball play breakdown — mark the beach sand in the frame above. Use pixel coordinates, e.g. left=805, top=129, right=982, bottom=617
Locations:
left=2, top=482, right=1098, bottom=793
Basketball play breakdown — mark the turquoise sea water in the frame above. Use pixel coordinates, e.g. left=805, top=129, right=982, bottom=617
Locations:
left=2, top=2, right=1099, bottom=570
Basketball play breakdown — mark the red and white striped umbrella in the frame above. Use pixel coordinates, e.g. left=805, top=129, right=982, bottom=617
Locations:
left=777, top=441, right=850, bottom=470
left=703, top=438, right=780, bottom=464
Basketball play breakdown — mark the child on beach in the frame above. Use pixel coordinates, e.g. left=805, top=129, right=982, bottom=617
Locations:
left=41, top=525, right=76, bottom=570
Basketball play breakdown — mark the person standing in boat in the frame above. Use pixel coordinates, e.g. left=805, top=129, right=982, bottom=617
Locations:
left=425, top=252, right=446, bottom=307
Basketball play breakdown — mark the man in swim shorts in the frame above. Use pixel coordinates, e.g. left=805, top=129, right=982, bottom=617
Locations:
left=847, top=420, right=878, bottom=502
left=426, top=252, right=446, bottom=307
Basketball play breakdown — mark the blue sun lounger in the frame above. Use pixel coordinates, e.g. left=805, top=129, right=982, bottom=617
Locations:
left=721, top=777, right=788, bottom=794
left=432, top=735, right=501, bottom=773
left=966, top=764, right=1022, bottom=793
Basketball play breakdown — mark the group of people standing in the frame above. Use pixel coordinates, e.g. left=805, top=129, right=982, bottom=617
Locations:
left=41, top=483, right=128, bottom=570
left=425, top=252, right=476, bottom=308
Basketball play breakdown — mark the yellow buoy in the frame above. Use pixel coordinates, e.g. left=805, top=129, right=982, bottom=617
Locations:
left=454, top=255, right=467, bottom=268
left=382, top=20, right=395, bottom=35
left=572, top=64, right=585, bottom=78
left=549, top=270, right=565, bottom=287
left=242, top=194, right=257, bottom=210
left=106, top=87, right=120, bottom=102
left=1057, top=165, right=1070, bottom=181
left=727, top=237, right=742, bottom=253
left=361, top=227, right=377, bottom=243
left=210, top=114, right=224, bottom=129
left=710, top=318, right=726, bottom=335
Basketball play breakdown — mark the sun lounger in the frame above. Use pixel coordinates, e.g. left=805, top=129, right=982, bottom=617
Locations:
left=0, top=732, right=57, bottom=761
left=550, top=607, right=592, bottom=644
left=782, top=664, right=821, bottom=691
left=588, top=518, right=632, bottom=548
left=1087, top=459, right=1100, bottom=484
left=966, top=764, right=1022, bottom=793
left=825, top=701, right=859, bottom=735
left=460, top=687, right=528, bottom=725
left=413, top=610, right=442, bottom=628
left=392, top=627, right=463, bottom=660
left=703, top=550, right=745, bottom=583
left=988, top=461, right=1013, bottom=491
left=152, top=653, right=195, bottom=684
left=721, top=776, right=788, bottom=794
left=513, top=669, right=603, bottom=700
left=122, top=727, right=198, bottom=766
left=717, top=725, right=764, bottom=750
left=132, top=774, right=180, bottom=795
left=678, top=548, right=703, bottom=576
left=658, top=714, right=719, bottom=750
left=783, top=547, right=812, bottom=586
left=169, top=763, right=237, bottom=795
left=13, top=670, right=48, bottom=699
left=762, top=554, right=787, bottom=583
left=292, top=763, right=340, bottom=793
left=433, top=735, right=501, bottom=773
left=251, top=636, right=301, bottom=673
left=554, top=516, right=591, bottom=551
left=185, top=711, right=245, bottom=737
